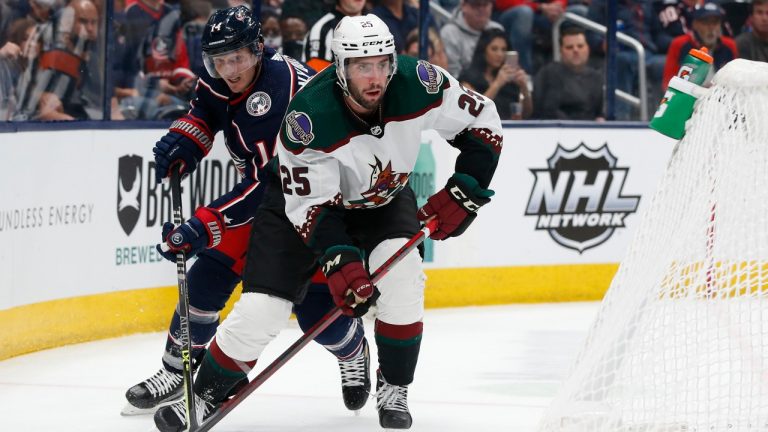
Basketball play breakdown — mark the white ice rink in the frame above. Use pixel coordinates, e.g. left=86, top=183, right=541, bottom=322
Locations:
left=0, top=303, right=600, bottom=432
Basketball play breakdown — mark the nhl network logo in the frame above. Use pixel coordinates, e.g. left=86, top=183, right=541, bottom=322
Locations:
left=117, top=155, right=142, bottom=236
left=525, top=143, right=640, bottom=253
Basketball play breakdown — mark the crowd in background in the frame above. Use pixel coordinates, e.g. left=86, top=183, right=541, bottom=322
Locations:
left=0, top=0, right=766, bottom=122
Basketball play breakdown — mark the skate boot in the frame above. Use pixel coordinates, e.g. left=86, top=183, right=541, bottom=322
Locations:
left=338, top=338, right=371, bottom=411
left=153, top=394, right=219, bottom=432
left=376, top=370, right=412, bottom=429
left=122, top=367, right=183, bottom=415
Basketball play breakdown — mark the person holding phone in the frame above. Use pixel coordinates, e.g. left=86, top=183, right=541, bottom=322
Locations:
left=458, top=28, right=532, bottom=120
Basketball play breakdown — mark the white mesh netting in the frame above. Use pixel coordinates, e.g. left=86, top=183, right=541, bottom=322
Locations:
left=538, top=59, right=768, bottom=432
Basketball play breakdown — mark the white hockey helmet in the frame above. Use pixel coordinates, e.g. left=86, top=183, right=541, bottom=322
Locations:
left=331, top=14, right=397, bottom=95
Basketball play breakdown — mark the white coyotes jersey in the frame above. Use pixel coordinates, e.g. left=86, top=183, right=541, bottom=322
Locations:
left=275, top=55, right=503, bottom=242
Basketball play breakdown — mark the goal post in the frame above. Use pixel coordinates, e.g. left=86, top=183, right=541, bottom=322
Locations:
left=538, top=59, right=768, bottom=432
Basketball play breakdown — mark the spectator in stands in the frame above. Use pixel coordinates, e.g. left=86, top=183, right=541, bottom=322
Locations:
left=371, top=0, right=436, bottom=53
left=736, top=0, right=768, bottom=63
left=180, top=0, right=211, bottom=76
left=652, top=0, right=735, bottom=55
left=116, top=0, right=193, bottom=119
left=459, top=27, right=532, bottom=120
left=281, top=0, right=327, bottom=29
left=662, top=1, right=738, bottom=88
left=261, top=6, right=282, bottom=50
left=440, top=0, right=503, bottom=77
left=35, top=0, right=100, bottom=120
left=533, top=26, right=604, bottom=120
left=0, top=16, right=35, bottom=71
left=495, top=0, right=567, bottom=74
left=588, top=0, right=667, bottom=120
left=0, top=0, right=31, bottom=50
left=279, top=12, right=307, bottom=59
left=140, top=6, right=196, bottom=120
left=228, top=0, right=253, bottom=8
left=11, top=0, right=67, bottom=120
left=652, top=0, right=696, bottom=54
left=303, top=0, right=366, bottom=71
left=438, top=0, right=460, bottom=12
left=0, top=17, right=36, bottom=120
left=404, top=27, right=449, bottom=70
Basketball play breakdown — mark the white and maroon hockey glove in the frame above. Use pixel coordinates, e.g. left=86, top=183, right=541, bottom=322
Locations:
left=157, top=207, right=225, bottom=261
left=417, top=173, right=494, bottom=241
left=321, top=246, right=375, bottom=317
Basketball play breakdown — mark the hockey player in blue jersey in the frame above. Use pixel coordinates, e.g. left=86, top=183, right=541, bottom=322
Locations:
left=122, top=6, right=371, bottom=419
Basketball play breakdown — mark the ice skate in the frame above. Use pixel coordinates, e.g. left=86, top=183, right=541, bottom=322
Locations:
left=376, top=370, right=412, bottom=429
left=121, top=367, right=183, bottom=415
left=338, top=338, right=371, bottom=412
left=153, top=394, right=218, bottom=432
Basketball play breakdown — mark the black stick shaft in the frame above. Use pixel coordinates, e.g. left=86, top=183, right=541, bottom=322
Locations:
left=170, top=171, right=198, bottom=431
left=195, top=219, right=438, bottom=432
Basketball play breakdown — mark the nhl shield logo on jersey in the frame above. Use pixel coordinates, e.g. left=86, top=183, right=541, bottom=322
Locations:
left=117, top=155, right=143, bottom=236
left=285, top=111, right=315, bottom=145
left=416, top=60, right=442, bottom=94
left=247, top=92, right=271, bottom=117
left=348, top=157, right=410, bottom=209
left=525, top=143, right=640, bottom=253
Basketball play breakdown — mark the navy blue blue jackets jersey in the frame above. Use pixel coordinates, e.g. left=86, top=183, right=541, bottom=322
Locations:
left=178, top=48, right=314, bottom=229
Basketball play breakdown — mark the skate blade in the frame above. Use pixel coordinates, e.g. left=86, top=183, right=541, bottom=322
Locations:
left=353, top=409, right=361, bottom=417
left=120, top=397, right=180, bottom=416
left=120, top=402, right=156, bottom=416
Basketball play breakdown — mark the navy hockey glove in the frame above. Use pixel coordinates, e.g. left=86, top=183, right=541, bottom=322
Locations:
left=417, top=173, right=494, bottom=241
left=153, top=131, right=205, bottom=184
left=157, top=207, right=225, bottom=261
left=321, top=246, right=375, bottom=317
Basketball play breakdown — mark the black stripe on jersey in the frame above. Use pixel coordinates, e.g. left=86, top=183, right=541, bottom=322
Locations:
left=304, top=11, right=342, bottom=63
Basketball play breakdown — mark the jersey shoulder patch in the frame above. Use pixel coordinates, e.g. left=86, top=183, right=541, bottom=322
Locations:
left=383, top=55, right=449, bottom=120
left=280, top=67, right=358, bottom=154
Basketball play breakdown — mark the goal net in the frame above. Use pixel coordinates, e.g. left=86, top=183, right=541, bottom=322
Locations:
left=538, top=59, right=768, bottom=432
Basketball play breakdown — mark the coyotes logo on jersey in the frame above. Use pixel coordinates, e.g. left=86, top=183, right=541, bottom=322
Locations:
left=348, top=156, right=410, bottom=209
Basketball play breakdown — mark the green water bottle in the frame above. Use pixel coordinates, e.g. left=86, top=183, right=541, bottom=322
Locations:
left=674, top=47, right=714, bottom=85
left=412, top=141, right=435, bottom=262
left=649, top=77, right=701, bottom=139
left=650, top=47, right=713, bottom=139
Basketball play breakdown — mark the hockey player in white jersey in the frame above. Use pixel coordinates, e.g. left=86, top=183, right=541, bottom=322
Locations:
left=154, top=14, right=502, bottom=431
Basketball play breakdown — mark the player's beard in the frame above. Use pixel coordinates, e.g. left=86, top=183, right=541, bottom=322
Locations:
left=349, top=83, right=385, bottom=112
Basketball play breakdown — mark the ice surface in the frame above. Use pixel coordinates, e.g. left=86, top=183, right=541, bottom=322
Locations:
left=0, top=303, right=598, bottom=431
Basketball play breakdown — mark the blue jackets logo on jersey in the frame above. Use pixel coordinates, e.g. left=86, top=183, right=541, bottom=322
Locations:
left=117, top=155, right=143, bottom=236
left=416, top=60, right=442, bottom=94
left=285, top=111, right=315, bottom=145
left=247, top=91, right=271, bottom=117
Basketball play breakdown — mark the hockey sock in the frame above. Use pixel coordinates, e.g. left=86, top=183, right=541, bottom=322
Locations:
left=295, top=289, right=366, bottom=359
left=374, top=320, right=423, bottom=386
left=193, top=338, right=255, bottom=403
left=162, top=255, right=240, bottom=372
left=163, top=307, right=218, bottom=372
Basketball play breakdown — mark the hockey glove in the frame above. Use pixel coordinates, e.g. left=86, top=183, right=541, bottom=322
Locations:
left=417, top=173, right=494, bottom=241
left=153, top=131, right=205, bottom=184
left=321, top=246, right=375, bottom=317
left=157, top=207, right=226, bottom=261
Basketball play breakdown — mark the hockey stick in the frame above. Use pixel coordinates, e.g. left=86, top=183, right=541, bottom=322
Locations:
left=194, top=218, right=439, bottom=432
left=169, top=170, right=198, bottom=431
